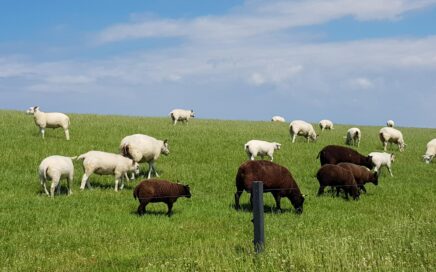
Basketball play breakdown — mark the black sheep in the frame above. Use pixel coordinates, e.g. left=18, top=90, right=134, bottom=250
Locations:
left=316, top=164, right=360, bottom=200
left=317, top=145, right=373, bottom=168
left=337, top=162, right=378, bottom=193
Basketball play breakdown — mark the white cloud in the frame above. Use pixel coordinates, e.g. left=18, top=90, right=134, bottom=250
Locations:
left=350, top=77, right=373, bottom=90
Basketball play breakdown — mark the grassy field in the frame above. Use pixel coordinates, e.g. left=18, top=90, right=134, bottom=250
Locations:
left=0, top=110, right=435, bottom=271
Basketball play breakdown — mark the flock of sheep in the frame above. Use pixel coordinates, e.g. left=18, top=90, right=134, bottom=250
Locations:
left=27, top=106, right=435, bottom=216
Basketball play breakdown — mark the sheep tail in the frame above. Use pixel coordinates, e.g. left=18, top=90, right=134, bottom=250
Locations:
left=316, top=151, right=321, bottom=159
left=40, top=165, right=49, bottom=181
left=74, top=154, right=86, bottom=161
left=121, top=144, right=131, bottom=158
left=133, top=185, right=139, bottom=200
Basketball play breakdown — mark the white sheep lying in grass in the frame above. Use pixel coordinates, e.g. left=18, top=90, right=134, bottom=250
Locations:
left=289, top=120, right=317, bottom=143
left=271, top=116, right=285, bottom=122
left=75, top=151, right=139, bottom=192
left=26, top=106, right=70, bottom=140
left=319, top=119, right=334, bottom=131
left=369, top=152, right=395, bottom=177
left=169, top=109, right=195, bottom=125
left=38, top=155, right=74, bottom=197
left=423, top=138, right=436, bottom=164
left=244, top=140, right=281, bottom=161
left=345, top=127, right=361, bottom=147
left=379, top=127, right=406, bottom=152
left=386, top=120, right=395, bottom=127
left=120, top=134, right=169, bottom=179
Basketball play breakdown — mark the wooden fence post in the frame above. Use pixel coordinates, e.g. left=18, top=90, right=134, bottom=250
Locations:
left=252, top=181, right=264, bottom=253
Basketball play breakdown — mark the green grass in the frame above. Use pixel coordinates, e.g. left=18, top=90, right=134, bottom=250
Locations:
left=0, top=110, right=435, bottom=271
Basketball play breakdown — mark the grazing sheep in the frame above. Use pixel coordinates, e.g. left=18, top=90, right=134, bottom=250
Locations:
left=386, top=120, right=395, bottom=127
left=271, top=116, right=286, bottom=122
left=169, top=109, right=195, bottom=125
left=120, top=134, right=169, bottom=179
left=289, top=120, right=317, bottom=143
left=369, top=152, right=395, bottom=176
left=75, top=151, right=139, bottom=192
left=316, top=164, right=360, bottom=200
left=244, top=140, right=281, bottom=162
left=26, top=106, right=70, bottom=140
left=379, top=127, right=406, bottom=152
left=423, top=139, right=436, bottom=164
left=38, top=155, right=74, bottom=197
left=345, top=127, right=361, bottom=147
left=133, top=179, right=191, bottom=216
left=235, top=160, right=304, bottom=213
left=337, top=162, right=378, bottom=193
left=319, top=119, right=334, bottom=131
left=317, top=145, right=373, bottom=168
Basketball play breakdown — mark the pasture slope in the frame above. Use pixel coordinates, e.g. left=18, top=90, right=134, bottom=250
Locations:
left=0, top=110, right=434, bottom=271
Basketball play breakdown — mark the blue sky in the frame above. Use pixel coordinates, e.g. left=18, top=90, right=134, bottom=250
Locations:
left=1, top=0, right=436, bottom=127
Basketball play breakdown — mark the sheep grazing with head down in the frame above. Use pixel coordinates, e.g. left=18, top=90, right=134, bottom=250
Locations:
left=133, top=179, right=191, bottom=216
left=345, top=127, right=361, bottom=147
left=38, top=155, right=74, bottom=197
left=423, top=138, right=436, bottom=164
left=26, top=106, right=70, bottom=140
left=337, top=162, right=378, bottom=193
left=169, top=109, right=195, bottom=125
left=289, top=120, right=317, bottom=143
left=319, top=119, right=334, bottom=131
left=316, top=164, right=360, bottom=200
left=271, top=116, right=285, bottom=123
left=379, top=127, right=406, bottom=152
left=369, top=152, right=395, bottom=176
left=244, top=140, right=281, bottom=162
left=386, top=120, right=395, bottom=127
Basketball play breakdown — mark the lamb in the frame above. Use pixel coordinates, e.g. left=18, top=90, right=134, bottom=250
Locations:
left=319, top=119, right=334, bottom=131
left=244, top=140, right=281, bottom=161
left=120, top=134, right=169, bottom=179
left=345, top=127, right=361, bottom=147
left=379, top=127, right=406, bottom=152
left=235, top=160, right=305, bottom=214
left=26, top=106, right=70, bottom=140
left=289, top=120, right=317, bottom=143
left=133, top=179, right=191, bottom=216
left=337, top=162, right=378, bottom=193
left=386, top=120, right=395, bottom=127
left=38, top=155, right=74, bottom=197
left=317, top=145, right=373, bottom=168
left=169, top=109, right=195, bottom=125
left=74, top=151, right=139, bottom=192
left=422, top=138, right=436, bottom=164
left=271, top=116, right=286, bottom=122
left=316, top=164, right=360, bottom=200
left=369, top=152, right=395, bottom=176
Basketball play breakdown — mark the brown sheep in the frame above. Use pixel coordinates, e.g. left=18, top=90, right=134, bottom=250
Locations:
left=316, top=164, right=360, bottom=200
left=133, top=179, right=191, bottom=216
left=337, top=162, right=378, bottom=193
left=235, top=160, right=304, bottom=214
left=317, top=145, right=373, bottom=168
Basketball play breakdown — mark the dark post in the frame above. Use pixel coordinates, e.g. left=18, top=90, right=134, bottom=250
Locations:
left=252, top=181, right=264, bottom=253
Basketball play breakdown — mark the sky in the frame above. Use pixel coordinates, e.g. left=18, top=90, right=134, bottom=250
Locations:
left=1, top=0, right=436, bottom=128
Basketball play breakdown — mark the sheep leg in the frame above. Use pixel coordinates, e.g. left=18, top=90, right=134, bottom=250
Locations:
left=260, top=155, right=264, bottom=160
left=40, top=178, right=50, bottom=196
left=383, top=142, right=387, bottom=151
left=151, top=162, right=159, bottom=177
left=387, top=165, right=393, bottom=177
left=317, top=186, right=325, bottom=196
left=360, top=185, right=367, bottom=193
left=67, top=174, right=73, bottom=195
left=114, top=178, right=119, bottom=192
left=166, top=202, right=174, bottom=217
left=80, top=173, right=90, bottom=190
left=50, top=177, right=60, bottom=197
left=234, top=191, right=243, bottom=210
left=40, top=128, right=45, bottom=139
left=137, top=202, right=148, bottom=216
left=268, top=152, right=273, bottom=162
left=64, top=129, right=70, bottom=141
left=291, top=133, right=296, bottom=143
left=272, top=192, right=281, bottom=211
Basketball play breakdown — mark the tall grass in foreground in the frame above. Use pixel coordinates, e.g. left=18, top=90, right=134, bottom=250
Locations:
left=0, top=110, right=434, bottom=271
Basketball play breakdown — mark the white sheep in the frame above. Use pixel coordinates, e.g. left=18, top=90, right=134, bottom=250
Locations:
left=74, top=151, right=139, bottom=192
left=319, top=119, right=334, bottom=131
left=369, top=152, right=395, bottom=177
left=423, top=138, right=436, bottom=164
left=289, top=120, right=317, bottom=143
left=26, top=106, right=70, bottom=140
left=271, top=116, right=286, bottom=123
left=345, top=127, right=361, bottom=147
left=120, top=134, right=169, bottom=179
left=169, top=109, right=195, bottom=125
left=38, top=155, right=74, bottom=197
left=379, top=127, right=406, bottom=152
left=386, top=120, right=395, bottom=127
left=244, top=140, right=281, bottom=161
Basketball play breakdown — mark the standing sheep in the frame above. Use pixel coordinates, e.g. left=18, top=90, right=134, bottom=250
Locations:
left=316, top=164, right=360, bottom=200
left=133, top=179, right=191, bottom=216
left=379, top=127, right=406, bottom=152
left=345, top=128, right=361, bottom=147
left=235, top=160, right=305, bottom=213
left=422, top=138, right=436, bottom=164
left=319, top=120, right=334, bottom=131
left=369, top=152, right=395, bottom=176
left=244, top=140, right=281, bottom=161
left=120, top=134, right=169, bottom=179
left=26, top=106, right=70, bottom=140
left=386, top=120, right=395, bottom=127
left=337, top=162, right=378, bottom=193
left=317, top=145, right=373, bottom=168
left=38, top=155, right=74, bottom=197
left=289, top=120, right=317, bottom=143
left=271, top=116, right=286, bottom=122
left=75, top=151, right=139, bottom=192
left=169, top=109, right=195, bottom=125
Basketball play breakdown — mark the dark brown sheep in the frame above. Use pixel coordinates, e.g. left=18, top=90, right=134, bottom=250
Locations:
left=317, top=145, right=373, bottom=168
left=235, top=160, right=304, bottom=214
left=337, top=162, right=378, bottom=193
left=133, top=179, right=191, bottom=216
left=316, top=164, right=360, bottom=200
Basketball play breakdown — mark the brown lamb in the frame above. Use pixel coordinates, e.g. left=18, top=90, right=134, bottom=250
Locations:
left=316, top=164, right=360, bottom=200
left=317, top=145, right=373, bottom=168
left=337, top=162, right=378, bottom=193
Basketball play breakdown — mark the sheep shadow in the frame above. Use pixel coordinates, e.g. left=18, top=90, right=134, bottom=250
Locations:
left=129, top=210, right=175, bottom=217
left=231, top=203, right=293, bottom=214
